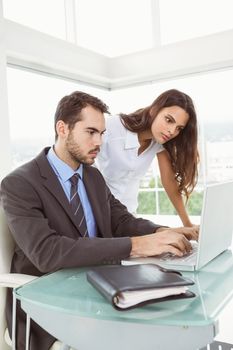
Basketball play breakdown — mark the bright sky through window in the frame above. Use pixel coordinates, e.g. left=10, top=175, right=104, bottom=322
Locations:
left=3, top=0, right=66, bottom=40
left=160, top=0, right=233, bottom=45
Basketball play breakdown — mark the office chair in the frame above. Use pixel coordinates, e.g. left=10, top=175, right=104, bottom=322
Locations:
left=0, top=207, right=71, bottom=350
left=200, top=341, right=233, bottom=350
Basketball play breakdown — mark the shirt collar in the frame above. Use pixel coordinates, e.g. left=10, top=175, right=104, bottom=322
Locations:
left=125, top=129, right=140, bottom=149
left=47, top=147, right=83, bottom=182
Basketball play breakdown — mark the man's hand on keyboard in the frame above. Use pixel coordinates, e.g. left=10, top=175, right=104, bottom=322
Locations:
left=170, top=226, right=199, bottom=241
left=157, top=226, right=199, bottom=241
left=130, top=229, right=193, bottom=258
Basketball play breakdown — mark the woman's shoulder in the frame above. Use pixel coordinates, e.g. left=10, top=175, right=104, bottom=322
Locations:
left=105, top=114, right=121, bottom=126
left=104, top=114, right=126, bottom=137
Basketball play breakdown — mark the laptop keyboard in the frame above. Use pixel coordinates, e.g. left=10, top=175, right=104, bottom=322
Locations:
left=159, top=241, right=198, bottom=263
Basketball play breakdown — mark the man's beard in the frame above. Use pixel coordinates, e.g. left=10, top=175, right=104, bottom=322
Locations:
left=66, top=133, right=99, bottom=165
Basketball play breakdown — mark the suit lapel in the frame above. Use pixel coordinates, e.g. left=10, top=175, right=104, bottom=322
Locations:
left=83, top=166, right=111, bottom=237
left=35, top=148, right=86, bottom=236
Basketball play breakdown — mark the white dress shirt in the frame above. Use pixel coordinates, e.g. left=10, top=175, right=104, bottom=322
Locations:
left=95, top=115, right=164, bottom=213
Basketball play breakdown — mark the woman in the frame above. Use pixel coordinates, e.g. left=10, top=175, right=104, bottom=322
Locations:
left=96, top=89, right=199, bottom=227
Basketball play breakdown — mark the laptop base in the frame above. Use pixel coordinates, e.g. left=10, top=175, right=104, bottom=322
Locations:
left=121, top=257, right=196, bottom=271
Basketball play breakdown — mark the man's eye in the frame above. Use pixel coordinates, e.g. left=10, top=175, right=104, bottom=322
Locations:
left=88, top=130, right=95, bottom=135
left=165, top=116, right=171, bottom=122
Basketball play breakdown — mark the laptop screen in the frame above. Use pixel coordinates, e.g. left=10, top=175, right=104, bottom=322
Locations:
left=197, top=181, right=233, bottom=269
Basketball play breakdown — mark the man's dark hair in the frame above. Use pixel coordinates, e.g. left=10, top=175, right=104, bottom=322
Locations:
left=54, top=91, right=109, bottom=140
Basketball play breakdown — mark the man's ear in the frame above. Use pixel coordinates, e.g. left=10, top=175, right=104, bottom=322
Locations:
left=56, top=120, right=68, bottom=139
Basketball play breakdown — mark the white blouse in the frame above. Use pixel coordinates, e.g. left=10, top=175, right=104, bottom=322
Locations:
left=95, top=115, right=164, bottom=213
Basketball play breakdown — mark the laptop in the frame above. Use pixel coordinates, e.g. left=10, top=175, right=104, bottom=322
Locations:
left=122, top=181, right=233, bottom=271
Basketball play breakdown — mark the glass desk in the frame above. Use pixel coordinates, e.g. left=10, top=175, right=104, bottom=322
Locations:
left=14, top=250, right=233, bottom=350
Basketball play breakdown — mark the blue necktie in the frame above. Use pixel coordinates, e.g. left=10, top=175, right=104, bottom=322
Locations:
left=69, top=174, right=88, bottom=237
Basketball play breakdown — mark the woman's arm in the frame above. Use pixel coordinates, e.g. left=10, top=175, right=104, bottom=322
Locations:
left=156, top=150, right=193, bottom=227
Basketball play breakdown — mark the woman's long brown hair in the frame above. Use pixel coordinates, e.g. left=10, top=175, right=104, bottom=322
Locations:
left=120, top=89, right=199, bottom=200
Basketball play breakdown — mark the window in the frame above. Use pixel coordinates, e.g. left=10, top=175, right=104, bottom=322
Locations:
left=6, top=67, right=110, bottom=168
left=3, top=0, right=66, bottom=40
left=74, top=0, right=154, bottom=56
left=160, top=0, right=233, bottom=45
left=6, top=68, right=233, bottom=218
left=109, top=68, right=233, bottom=216
left=3, top=0, right=154, bottom=57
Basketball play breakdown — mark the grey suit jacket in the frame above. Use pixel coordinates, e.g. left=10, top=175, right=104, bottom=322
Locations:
left=0, top=147, right=160, bottom=350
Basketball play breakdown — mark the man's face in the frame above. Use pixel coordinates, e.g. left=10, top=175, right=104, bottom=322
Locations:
left=63, top=105, right=106, bottom=167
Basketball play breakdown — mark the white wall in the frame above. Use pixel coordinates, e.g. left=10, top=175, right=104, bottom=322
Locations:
left=0, top=1, right=12, bottom=180
left=110, top=29, right=233, bottom=88
left=3, top=15, right=233, bottom=89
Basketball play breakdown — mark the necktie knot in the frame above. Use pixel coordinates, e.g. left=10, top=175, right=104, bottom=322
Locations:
left=69, top=173, right=79, bottom=186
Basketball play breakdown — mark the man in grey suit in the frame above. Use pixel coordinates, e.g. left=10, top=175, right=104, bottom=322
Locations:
left=0, top=91, right=198, bottom=350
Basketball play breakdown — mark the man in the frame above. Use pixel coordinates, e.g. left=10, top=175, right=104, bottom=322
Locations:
left=0, top=91, right=198, bottom=350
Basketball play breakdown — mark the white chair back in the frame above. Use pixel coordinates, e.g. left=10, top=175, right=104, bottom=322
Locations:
left=0, top=207, right=15, bottom=350
left=0, top=207, right=69, bottom=349
left=0, top=207, right=15, bottom=274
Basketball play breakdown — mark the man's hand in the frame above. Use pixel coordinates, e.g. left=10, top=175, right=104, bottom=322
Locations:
left=157, top=225, right=199, bottom=241
left=130, top=227, right=198, bottom=258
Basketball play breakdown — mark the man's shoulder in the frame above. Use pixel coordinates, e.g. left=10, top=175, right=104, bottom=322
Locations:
left=84, top=164, right=104, bottom=177
left=4, top=159, right=35, bottom=180
left=84, top=164, right=107, bottom=186
left=2, top=148, right=48, bottom=181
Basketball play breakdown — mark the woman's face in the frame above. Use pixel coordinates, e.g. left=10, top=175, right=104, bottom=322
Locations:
left=151, top=105, right=189, bottom=144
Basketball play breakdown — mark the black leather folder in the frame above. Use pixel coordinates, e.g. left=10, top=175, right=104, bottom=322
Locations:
left=86, top=264, right=195, bottom=310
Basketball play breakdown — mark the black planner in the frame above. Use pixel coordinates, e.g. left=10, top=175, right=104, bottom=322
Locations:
left=86, top=264, right=195, bottom=310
